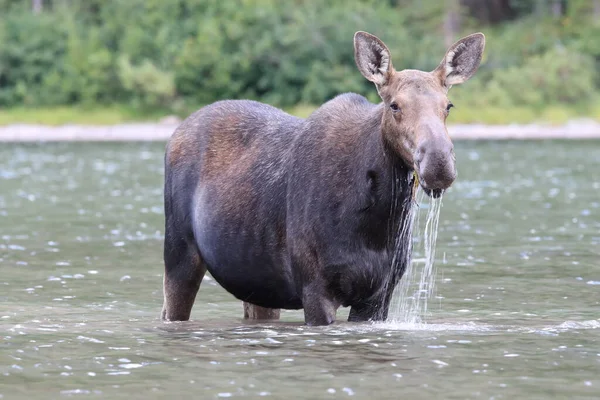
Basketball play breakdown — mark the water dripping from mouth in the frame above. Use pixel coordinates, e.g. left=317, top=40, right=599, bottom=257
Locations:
left=390, top=189, right=444, bottom=324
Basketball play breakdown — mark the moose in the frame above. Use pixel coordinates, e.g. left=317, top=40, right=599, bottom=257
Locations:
left=161, top=31, right=485, bottom=325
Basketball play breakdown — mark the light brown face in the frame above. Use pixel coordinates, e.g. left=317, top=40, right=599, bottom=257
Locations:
left=379, top=70, right=456, bottom=197
left=354, top=31, right=485, bottom=197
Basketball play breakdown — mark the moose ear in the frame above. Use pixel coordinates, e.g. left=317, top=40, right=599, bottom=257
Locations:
left=354, top=31, right=393, bottom=87
left=435, top=33, right=485, bottom=87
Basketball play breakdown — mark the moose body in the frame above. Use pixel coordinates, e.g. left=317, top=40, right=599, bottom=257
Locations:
left=162, top=31, right=485, bottom=325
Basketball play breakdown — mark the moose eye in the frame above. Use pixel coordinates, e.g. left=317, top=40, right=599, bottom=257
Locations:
left=390, top=103, right=400, bottom=113
left=446, top=103, right=454, bottom=113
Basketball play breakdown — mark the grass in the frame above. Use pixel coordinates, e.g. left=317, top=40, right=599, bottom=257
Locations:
left=0, top=105, right=165, bottom=126
left=0, top=103, right=598, bottom=126
left=285, top=104, right=317, bottom=119
left=0, top=104, right=313, bottom=126
left=291, top=103, right=599, bottom=125
left=449, top=104, right=596, bottom=125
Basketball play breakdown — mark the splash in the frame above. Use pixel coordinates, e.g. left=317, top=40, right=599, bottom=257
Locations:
left=389, top=189, right=444, bottom=324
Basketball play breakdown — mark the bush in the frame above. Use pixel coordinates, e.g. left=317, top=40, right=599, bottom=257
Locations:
left=452, top=46, right=597, bottom=113
left=499, top=47, right=596, bottom=107
left=0, top=0, right=600, bottom=122
left=0, top=11, right=68, bottom=106
left=118, top=55, right=176, bottom=109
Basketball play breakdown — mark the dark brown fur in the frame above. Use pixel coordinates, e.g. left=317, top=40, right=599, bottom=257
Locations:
left=161, top=32, right=485, bottom=325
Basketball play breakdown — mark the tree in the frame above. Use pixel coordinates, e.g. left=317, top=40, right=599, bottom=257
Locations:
left=444, top=0, right=461, bottom=47
left=551, top=0, right=563, bottom=17
left=460, top=0, right=515, bottom=24
left=32, top=0, right=42, bottom=14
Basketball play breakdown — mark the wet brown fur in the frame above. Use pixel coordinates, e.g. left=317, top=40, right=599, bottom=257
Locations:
left=161, top=31, right=485, bottom=325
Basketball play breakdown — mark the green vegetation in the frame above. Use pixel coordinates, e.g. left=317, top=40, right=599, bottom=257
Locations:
left=0, top=0, right=599, bottom=125
left=0, top=106, right=160, bottom=125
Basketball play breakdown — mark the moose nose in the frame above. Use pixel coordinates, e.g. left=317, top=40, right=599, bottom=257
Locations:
left=415, top=138, right=456, bottom=191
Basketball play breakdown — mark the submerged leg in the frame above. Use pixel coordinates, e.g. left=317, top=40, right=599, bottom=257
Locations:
left=243, top=303, right=281, bottom=320
left=348, top=302, right=387, bottom=322
left=348, top=286, right=395, bottom=322
left=161, top=230, right=206, bottom=321
left=302, top=281, right=338, bottom=326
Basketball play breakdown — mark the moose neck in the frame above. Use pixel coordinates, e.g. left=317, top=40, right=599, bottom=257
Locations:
left=355, top=103, right=417, bottom=300
left=358, top=103, right=416, bottom=245
left=362, top=103, right=414, bottom=182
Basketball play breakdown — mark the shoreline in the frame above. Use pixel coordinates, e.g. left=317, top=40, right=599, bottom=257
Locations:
left=2, top=119, right=600, bottom=142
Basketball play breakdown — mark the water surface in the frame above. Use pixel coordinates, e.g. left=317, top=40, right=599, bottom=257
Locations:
left=1, top=141, right=599, bottom=399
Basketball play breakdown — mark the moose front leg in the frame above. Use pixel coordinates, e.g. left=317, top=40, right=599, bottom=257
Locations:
left=348, top=287, right=395, bottom=322
left=302, top=281, right=339, bottom=326
left=243, top=302, right=281, bottom=320
left=348, top=302, right=387, bottom=322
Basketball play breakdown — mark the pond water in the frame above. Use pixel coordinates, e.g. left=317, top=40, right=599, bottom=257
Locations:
left=1, top=141, right=599, bottom=399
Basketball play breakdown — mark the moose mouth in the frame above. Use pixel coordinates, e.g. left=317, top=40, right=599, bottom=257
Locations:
left=414, top=164, right=455, bottom=199
left=422, top=187, right=444, bottom=198
left=412, top=172, right=445, bottom=199
left=413, top=158, right=455, bottom=199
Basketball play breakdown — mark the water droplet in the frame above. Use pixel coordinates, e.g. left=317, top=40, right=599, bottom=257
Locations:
left=77, top=336, right=104, bottom=344
left=119, top=363, right=143, bottom=369
left=61, top=390, right=90, bottom=395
